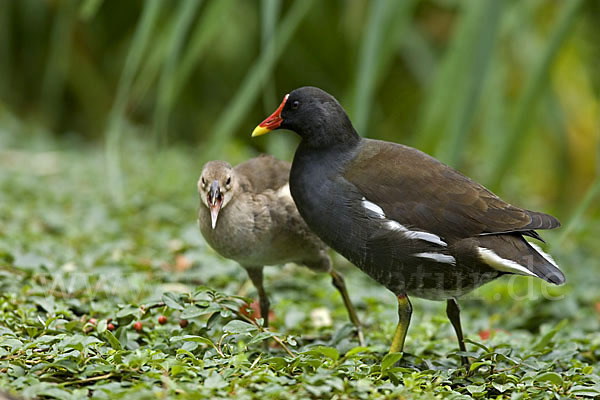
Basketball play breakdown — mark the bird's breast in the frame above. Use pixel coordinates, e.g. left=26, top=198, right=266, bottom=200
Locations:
left=197, top=200, right=269, bottom=261
left=290, top=151, right=373, bottom=267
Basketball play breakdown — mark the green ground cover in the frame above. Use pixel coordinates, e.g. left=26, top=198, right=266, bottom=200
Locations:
left=0, top=135, right=598, bottom=399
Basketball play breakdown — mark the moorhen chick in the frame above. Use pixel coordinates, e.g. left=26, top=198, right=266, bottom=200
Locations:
left=197, top=154, right=363, bottom=344
left=252, top=87, right=565, bottom=361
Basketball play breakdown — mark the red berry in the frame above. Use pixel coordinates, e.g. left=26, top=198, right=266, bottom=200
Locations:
left=179, top=319, right=188, bottom=328
left=133, top=321, right=143, bottom=332
left=107, top=323, right=115, bottom=331
left=158, top=315, right=167, bottom=325
left=238, top=300, right=275, bottom=322
left=89, top=318, right=97, bottom=325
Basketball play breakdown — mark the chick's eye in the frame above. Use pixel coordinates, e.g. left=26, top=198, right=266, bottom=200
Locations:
left=291, top=100, right=299, bottom=110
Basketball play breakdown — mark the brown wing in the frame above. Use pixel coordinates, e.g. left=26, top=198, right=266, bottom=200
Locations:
left=235, top=154, right=291, bottom=193
left=343, top=140, right=560, bottom=241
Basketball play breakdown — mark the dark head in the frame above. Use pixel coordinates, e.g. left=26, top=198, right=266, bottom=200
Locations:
left=198, top=161, right=239, bottom=229
left=252, top=86, right=360, bottom=148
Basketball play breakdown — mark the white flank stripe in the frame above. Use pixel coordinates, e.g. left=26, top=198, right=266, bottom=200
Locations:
left=361, top=198, right=447, bottom=247
left=361, top=197, right=385, bottom=219
left=405, top=231, right=447, bottom=247
left=384, top=220, right=447, bottom=247
left=384, top=220, right=404, bottom=231
left=413, top=252, right=456, bottom=265
left=478, top=247, right=537, bottom=277
left=528, top=242, right=561, bottom=270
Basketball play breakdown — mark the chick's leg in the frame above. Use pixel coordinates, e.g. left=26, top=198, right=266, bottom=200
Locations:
left=330, top=269, right=365, bottom=346
left=246, top=267, right=270, bottom=327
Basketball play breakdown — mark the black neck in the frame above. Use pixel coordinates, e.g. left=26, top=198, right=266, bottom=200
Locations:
left=300, top=125, right=361, bottom=150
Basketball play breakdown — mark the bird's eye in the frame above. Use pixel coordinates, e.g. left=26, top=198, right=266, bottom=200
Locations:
left=291, top=100, right=299, bottom=110
left=226, top=176, right=231, bottom=186
left=201, top=177, right=206, bottom=186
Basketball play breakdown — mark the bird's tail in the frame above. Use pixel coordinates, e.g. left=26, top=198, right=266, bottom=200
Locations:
left=476, top=234, right=565, bottom=285
left=523, top=240, right=565, bottom=285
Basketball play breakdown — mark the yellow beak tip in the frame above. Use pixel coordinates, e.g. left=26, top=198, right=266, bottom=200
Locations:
left=251, top=125, right=271, bottom=137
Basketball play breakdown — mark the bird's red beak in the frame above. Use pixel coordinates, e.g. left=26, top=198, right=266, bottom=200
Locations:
left=251, top=94, right=289, bottom=137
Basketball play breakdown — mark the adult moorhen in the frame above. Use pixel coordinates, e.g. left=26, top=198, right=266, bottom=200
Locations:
left=197, top=154, right=363, bottom=344
left=252, top=87, right=565, bottom=361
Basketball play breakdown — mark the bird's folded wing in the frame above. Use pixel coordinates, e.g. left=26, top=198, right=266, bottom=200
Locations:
left=343, top=140, right=560, bottom=240
left=235, top=154, right=291, bottom=193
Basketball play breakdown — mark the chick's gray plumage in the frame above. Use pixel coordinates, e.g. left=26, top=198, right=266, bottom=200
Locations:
left=197, top=155, right=363, bottom=341
left=197, top=155, right=329, bottom=271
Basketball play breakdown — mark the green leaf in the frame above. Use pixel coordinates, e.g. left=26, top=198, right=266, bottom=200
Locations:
left=116, top=306, right=139, bottom=318
left=170, top=335, right=218, bottom=351
left=469, top=360, right=492, bottom=373
left=265, top=357, right=287, bottom=370
left=0, top=338, right=23, bottom=351
left=491, top=382, right=513, bottom=393
left=311, top=346, right=340, bottom=361
left=466, top=384, right=486, bottom=394
left=103, top=330, right=122, bottom=350
left=534, top=319, right=568, bottom=350
left=248, top=331, right=277, bottom=345
left=380, top=352, right=403, bottom=374
left=162, top=292, right=184, bottom=310
left=180, top=305, right=206, bottom=319
left=535, top=372, right=563, bottom=386
left=223, top=320, right=258, bottom=335
left=344, top=346, right=371, bottom=358
left=96, top=319, right=107, bottom=333
left=570, top=385, right=600, bottom=397
left=170, top=364, right=186, bottom=377
left=38, top=388, right=74, bottom=399
left=204, top=371, right=227, bottom=389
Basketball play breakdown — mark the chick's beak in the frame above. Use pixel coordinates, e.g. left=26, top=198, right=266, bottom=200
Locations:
left=208, top=180, right=222, bottom=229
left=252, top=94, right=289, bottom=137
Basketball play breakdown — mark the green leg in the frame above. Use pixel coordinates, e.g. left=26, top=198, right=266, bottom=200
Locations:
left=389, top=294, right=412, bottom=353
left=246, top=267, right=270, bottom=328
left=446, top=298, right=469, bottom=366
left=330, top=269, right=365, bottom=346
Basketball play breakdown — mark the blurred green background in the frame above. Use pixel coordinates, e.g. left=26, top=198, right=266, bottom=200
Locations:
left=0, top=0, right=598, bottom=247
